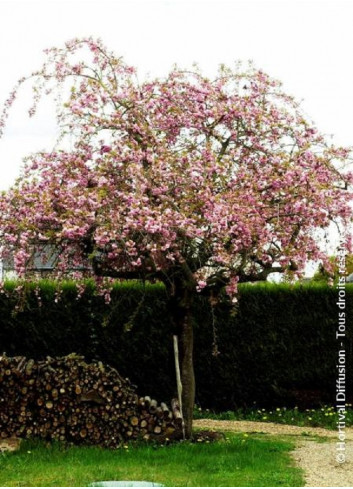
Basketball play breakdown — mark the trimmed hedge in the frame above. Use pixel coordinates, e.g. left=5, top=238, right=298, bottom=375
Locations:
left=0, top=280, right=352, bottom=409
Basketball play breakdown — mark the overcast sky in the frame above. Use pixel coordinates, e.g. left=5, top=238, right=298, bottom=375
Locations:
left=0, top=0, right=353, bottom=193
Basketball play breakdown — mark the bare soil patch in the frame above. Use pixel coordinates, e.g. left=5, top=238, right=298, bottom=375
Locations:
left=0, top=437, right=21, bottom=452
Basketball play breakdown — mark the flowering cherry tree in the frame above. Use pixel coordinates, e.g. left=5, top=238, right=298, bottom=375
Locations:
left=0, top=39, right=352, bottom=436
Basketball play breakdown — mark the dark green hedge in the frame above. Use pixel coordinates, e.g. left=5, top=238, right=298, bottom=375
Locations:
left=0, top=280, right=352, bottom=409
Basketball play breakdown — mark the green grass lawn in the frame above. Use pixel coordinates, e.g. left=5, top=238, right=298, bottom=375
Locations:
left=194, top=404, right=353, bottom=430
left=0, top=434, right=303, bottom=487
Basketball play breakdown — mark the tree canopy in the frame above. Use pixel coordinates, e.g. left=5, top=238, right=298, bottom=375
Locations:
left=0, top=38, right=352, bottom=299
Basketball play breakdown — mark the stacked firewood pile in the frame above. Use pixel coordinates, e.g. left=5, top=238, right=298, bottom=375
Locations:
left=0, top=354, right=182, bottom=447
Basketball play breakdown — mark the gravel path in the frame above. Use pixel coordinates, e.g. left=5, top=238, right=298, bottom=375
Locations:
left=194, top=419, right=353, bottom=439
left=292, top=440, right=353, bottom=487
left=195, top=419, right=353, bottom=487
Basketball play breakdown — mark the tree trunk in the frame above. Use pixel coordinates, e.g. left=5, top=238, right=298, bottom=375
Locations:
left=169, top=284, right=195, bottom=439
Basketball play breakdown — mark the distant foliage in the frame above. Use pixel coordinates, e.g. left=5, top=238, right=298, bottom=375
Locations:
left=312, top=255, right=353, bottom=282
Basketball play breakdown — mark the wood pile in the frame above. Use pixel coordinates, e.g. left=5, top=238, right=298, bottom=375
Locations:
left=0, top=354, right=182, bottom=447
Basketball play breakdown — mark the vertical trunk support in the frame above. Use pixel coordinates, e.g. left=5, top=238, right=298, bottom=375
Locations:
left=178, top=299, right=195, bottom=439
left=173, top=335, right=185, bottom=440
